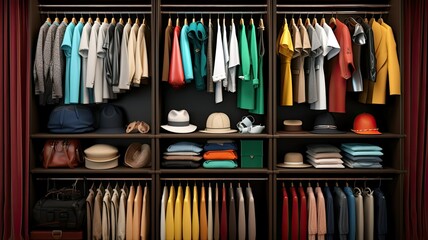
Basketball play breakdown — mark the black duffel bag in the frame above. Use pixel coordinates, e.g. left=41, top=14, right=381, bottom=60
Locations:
left=33, top=187, right=85, bottom=230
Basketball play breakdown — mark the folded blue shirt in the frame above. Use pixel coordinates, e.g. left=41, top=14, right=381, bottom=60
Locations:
left=203, top=142, right=238, bottom=151
left=341, top=143, right=383, bottom=151
left=341, top=148, right=383, bottom=156
left=343, top=153, right=382, bottom=162
left=167, top=142, right=203, bottom=153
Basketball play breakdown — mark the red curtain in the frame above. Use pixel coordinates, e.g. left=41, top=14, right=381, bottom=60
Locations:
left=0, top=0, right=30, bottom=239
left=404, top=0, right=428, bottom=239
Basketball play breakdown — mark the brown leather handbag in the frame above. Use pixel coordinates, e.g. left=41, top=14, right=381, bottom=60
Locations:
left=42, top=139, right=82, bottom=168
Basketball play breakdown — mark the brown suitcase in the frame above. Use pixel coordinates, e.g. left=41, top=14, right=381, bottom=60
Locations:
left=30, top=230, right=83, bottom=240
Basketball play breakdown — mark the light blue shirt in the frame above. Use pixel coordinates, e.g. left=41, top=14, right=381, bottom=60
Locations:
left=180, top=23, right=193, bottom=82
left=69, top=22, right=84, bottom=103
left=167, top=142, right=203, bottom=153
left=61, top=22, right=76, bottom=104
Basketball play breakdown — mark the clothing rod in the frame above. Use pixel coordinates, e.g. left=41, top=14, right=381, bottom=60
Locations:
left=161, top=4, right=267, bottom=8
left=276, top=11, right=389, bottom=15
left=40, top=11, right=152, bottom=15
left=161, top=11, right=267, bottom=15
left=36, top=177, right=152, bottom=181
left=160, top=177, right=268, bottom=181
left=276, top=4, right=390, bottom=8
left=277, top=177, right=393, bottom=181
left=38, top=4, right=151, bottom=8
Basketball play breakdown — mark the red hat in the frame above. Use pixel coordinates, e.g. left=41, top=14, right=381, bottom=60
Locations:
left=351, top=113, right=381, bottom=135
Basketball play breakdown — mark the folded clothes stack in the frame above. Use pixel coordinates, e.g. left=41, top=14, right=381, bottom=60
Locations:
left=202, top=140, right=238, bottom=169
left=306, top=144, right=344, bottom=168
left=162, top=142, right=203, bottom=168
left=341, top=143, right=383, bottom=168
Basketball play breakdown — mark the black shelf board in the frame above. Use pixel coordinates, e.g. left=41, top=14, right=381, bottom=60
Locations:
left=31, top=133, right=155, bottom=139
left=275, top=132, right=405, bottom=139
left=158, top=133, right=272, bottom=139
left=31, top=166, right=154, bottom=174
left=275, top=167, right=405, bottom=174
left=159, top=168, right=270, bottom=174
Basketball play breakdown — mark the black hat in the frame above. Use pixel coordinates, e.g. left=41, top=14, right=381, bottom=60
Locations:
left=311, top=112, right=345, bottom=134
left=95, top=104, right=125, bottom=134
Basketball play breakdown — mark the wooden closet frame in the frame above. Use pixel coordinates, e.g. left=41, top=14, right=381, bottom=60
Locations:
left=28, top=0, right=404, bottom=239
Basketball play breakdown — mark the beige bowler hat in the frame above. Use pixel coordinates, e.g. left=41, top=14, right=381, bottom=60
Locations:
left=277, top=152, right=312, bottom=168
left=200, top=112, right=237, bottom=134
left=84, top=144, right=119, bottom=160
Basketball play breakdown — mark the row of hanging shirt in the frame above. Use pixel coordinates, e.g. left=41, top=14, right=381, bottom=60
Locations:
left=33, top=15, right=151, bottom=106
left=162, top=16, right=266, bottom=114
left=161, top=182, right=256, bottom=240
left=280, top=183, right=387, bottom=240
left=277, top=15, right=401, bottom=113
left=86, top=182, right=150, bottom=240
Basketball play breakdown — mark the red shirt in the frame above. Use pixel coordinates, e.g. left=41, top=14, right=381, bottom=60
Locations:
left=282, top=186, right=289, bottom=240
left=329, top=19, right=355, bottom=113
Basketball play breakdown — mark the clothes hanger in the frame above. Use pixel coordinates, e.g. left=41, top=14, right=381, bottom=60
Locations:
left=46, top=13, right=52, bottom=24
left=63, top=12, right=68, bottom=24
left=54, top=12, right=60, bottom=23
left=176, top=16, right=180, bottom=27
left=127, top=13, right=132, bottom=24
left=103, top=13, right=108, bottom=23
left=88, top=15, right=93, bottom=24
left=200, top=13, right=204, bottom=25
left=71, top=13, right=77, bottom=25
left=329, top=12, right=337, bottom=26
left=96, top=13, right=101, bottom=23
left=297, top=13, right=303, bottom=26
left=135, top=15, right=140, bottom=25
left=168, top=16, right=172, bottom=26
left=320, top=14, right=325, bottom=26
left=80, top=13, right=85, bottom=24
left=184, top=13, right=188, bottom=26
left=192, top=13, right=196, bottom=23
left=119, top=13, right=124, bottom=25
left=378, top=13, right=384, bottom=24
left=290, top=14, right=295, bottom=25
left=312, top=14, right=318, bottom=26
left=259, top=16, right=265, bottom=30
left=111, top=13, right=116, bottom=25
left=305, top=13, right=310, bottom=26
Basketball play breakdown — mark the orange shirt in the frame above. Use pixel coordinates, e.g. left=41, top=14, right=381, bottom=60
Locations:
left=329, top=19, right=354, bottom=113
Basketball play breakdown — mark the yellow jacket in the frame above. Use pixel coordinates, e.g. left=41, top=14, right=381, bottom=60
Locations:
left=360, top=18, right=400, bottom=104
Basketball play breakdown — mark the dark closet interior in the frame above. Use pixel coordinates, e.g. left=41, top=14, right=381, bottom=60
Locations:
left=28, top=0, right=404, bottom=239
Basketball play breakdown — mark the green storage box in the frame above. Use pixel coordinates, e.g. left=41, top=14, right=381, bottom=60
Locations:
left=240, top=140, right=263, bottom=168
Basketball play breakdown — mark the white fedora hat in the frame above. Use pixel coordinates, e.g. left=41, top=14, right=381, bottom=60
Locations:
left=161, top=109, right=197, bottom=133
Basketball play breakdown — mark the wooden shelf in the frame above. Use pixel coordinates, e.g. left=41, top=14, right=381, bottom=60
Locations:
left=159, top=168, right=270, bottom=174
left=275, top=167, right=405, bottom=174
left=275, top=132, right=405, bottom=139
left=31, top=166, right=154, bottom=174
left=158, top=133, right=272, bottom=139
left=31, top=133, right=155, bottom=139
